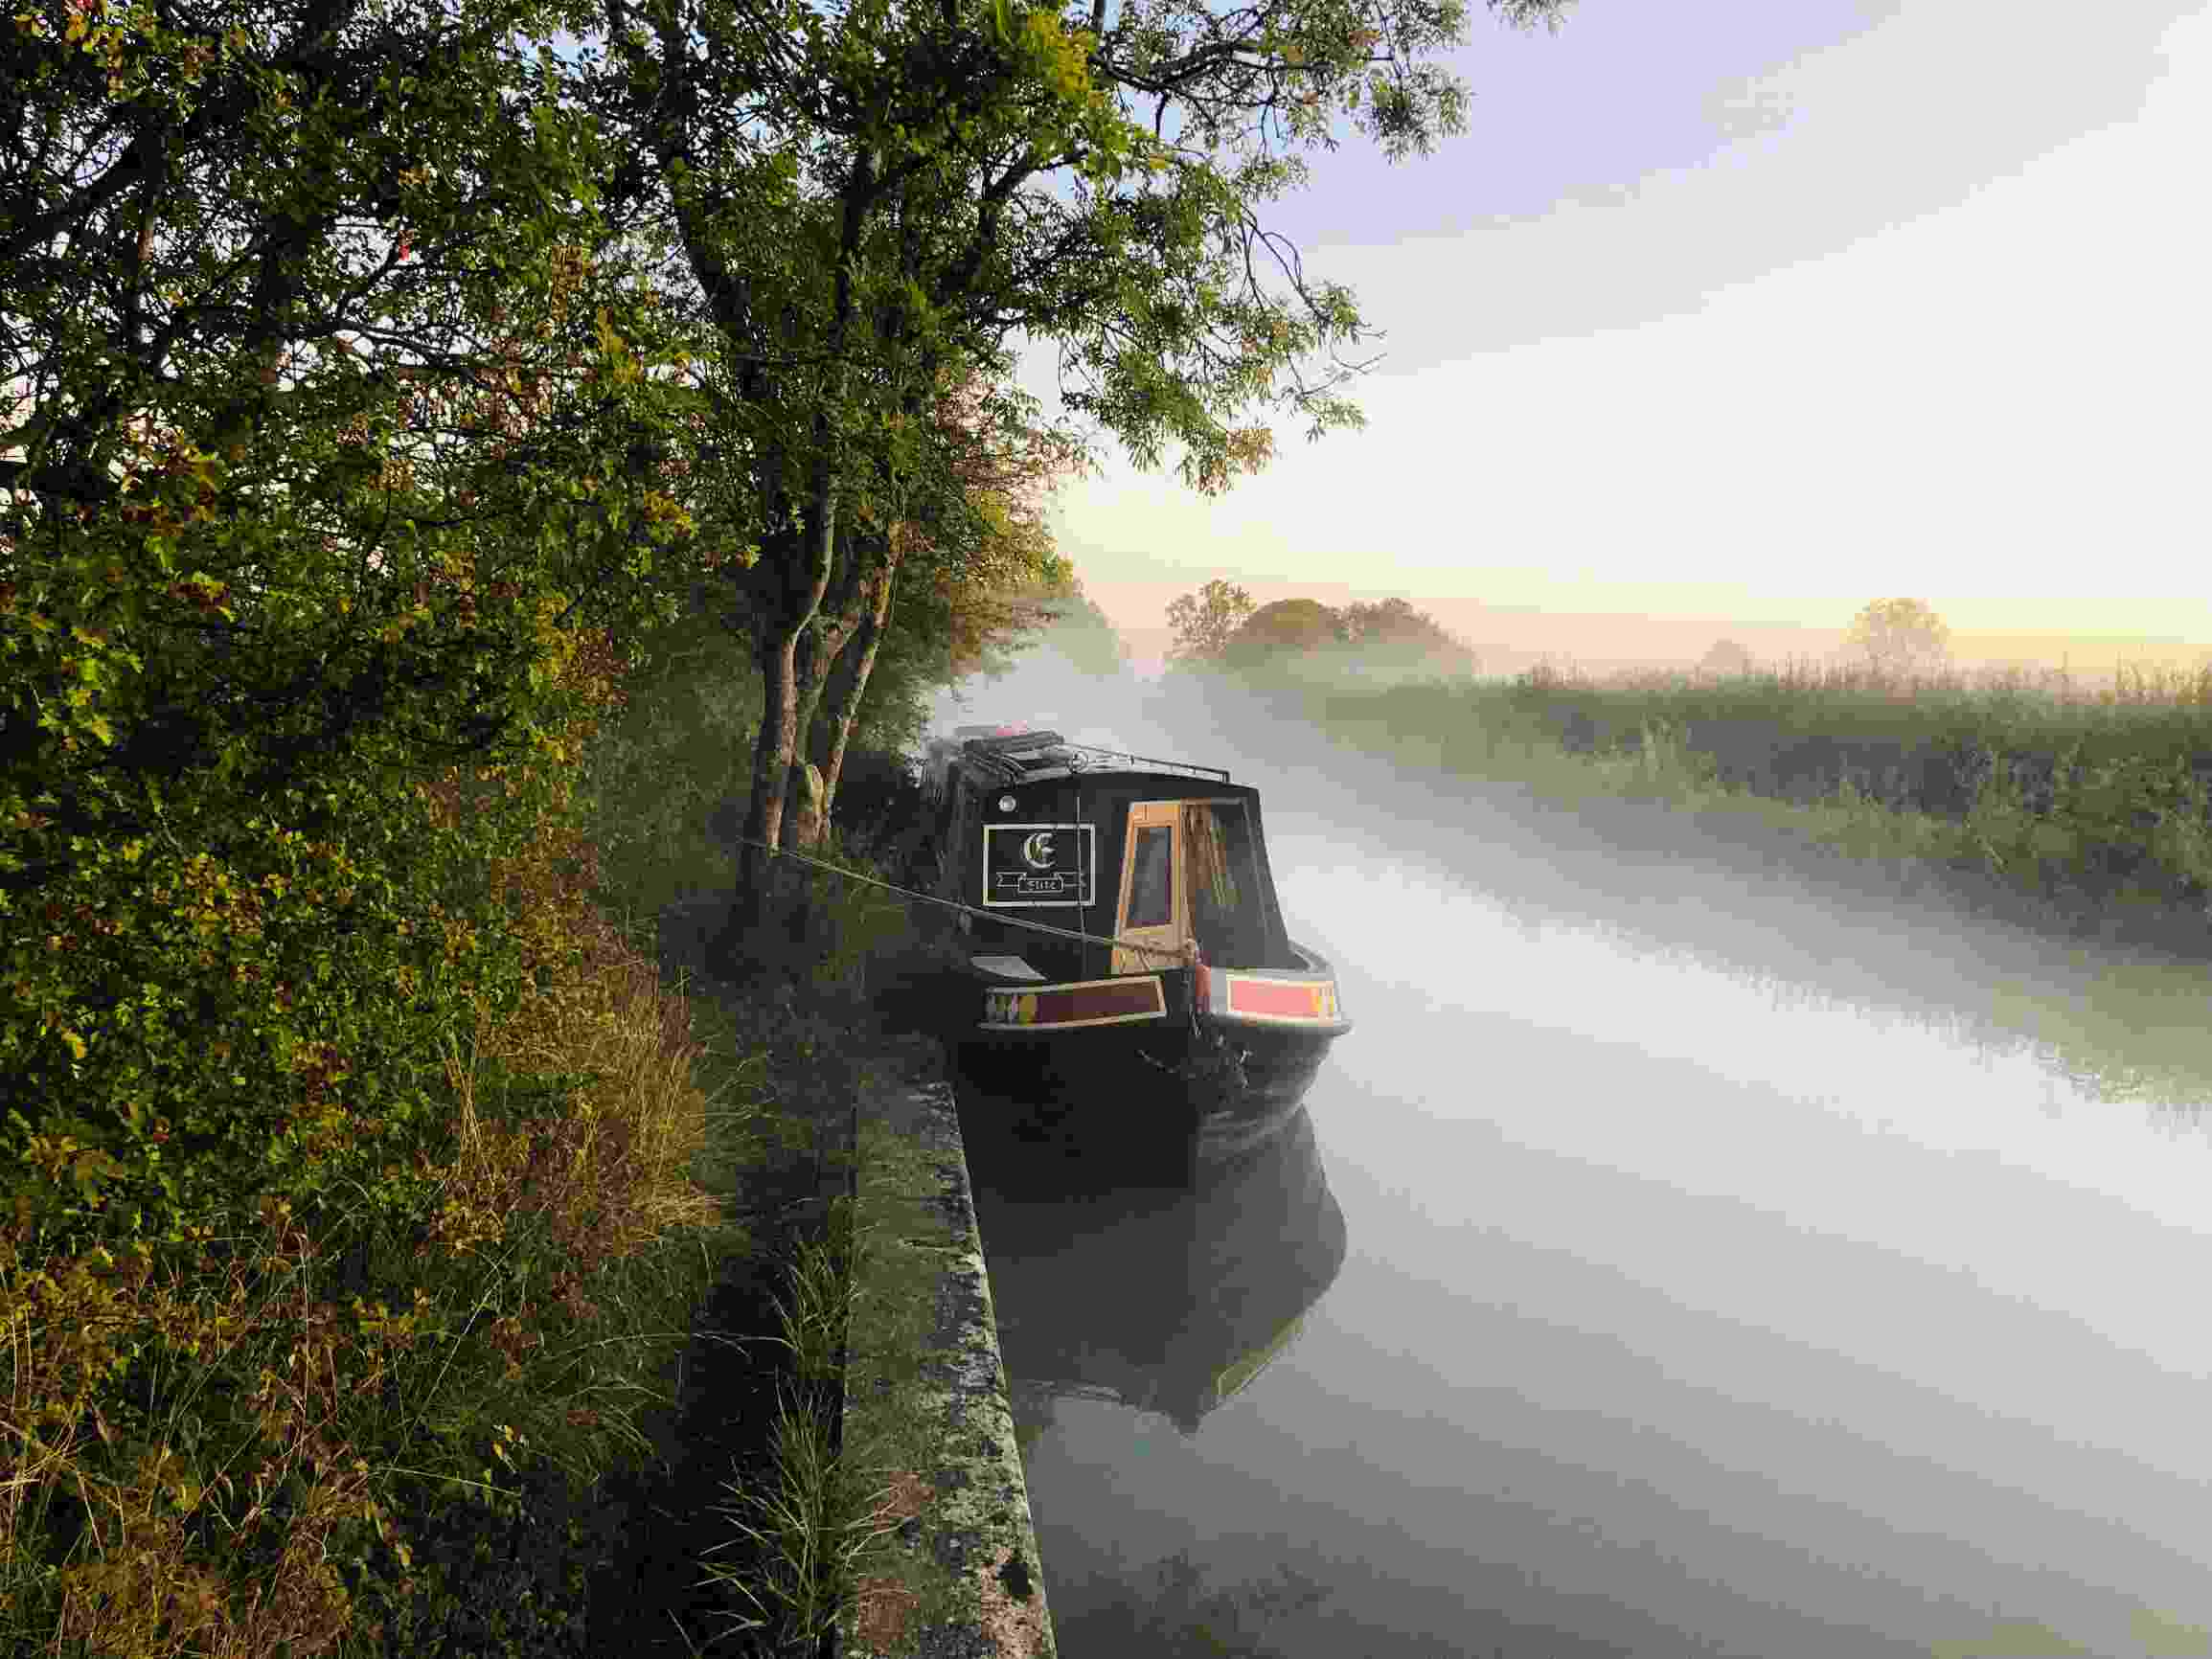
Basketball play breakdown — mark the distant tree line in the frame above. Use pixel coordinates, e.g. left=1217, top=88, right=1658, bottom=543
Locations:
left=1164, top=581, right=1477, bottom=681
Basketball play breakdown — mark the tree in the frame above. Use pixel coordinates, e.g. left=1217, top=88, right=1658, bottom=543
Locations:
left=800, top=513, right=1076, bottom=782
left=1223, top=596, right=1342, bottom=670
left=1335, top=596, right=1477, bottom=677
left=1166, top=579, right=1258, bottom=666
left=776, top=359, right=1085, bottom=846
left=1846, top=598, right=1951, bottom=678
left=0, top=7, right=703, bottom=1633
left=0, top=0, right=706, bottom=1124
left=1699, top=638, right=1754, bottom=676
left=1025, top=574, right=1132, bottom=679
left=551, top=0, right=1579, bottom=918
left=1, top=0, right=708, bottom=898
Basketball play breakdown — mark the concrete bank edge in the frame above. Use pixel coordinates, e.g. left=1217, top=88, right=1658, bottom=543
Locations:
left=839, top=1063, right=1056, bottom=1658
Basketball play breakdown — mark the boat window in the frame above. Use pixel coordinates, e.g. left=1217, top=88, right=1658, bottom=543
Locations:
left=1127, top=824, right=1174, bottom=928
left=1183, top=801, right=1267, bottom=965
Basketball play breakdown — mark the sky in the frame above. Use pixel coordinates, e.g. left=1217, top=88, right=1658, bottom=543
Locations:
left=1011, top=0, right=2212, bottom=674
left=13, top=0, right=2203, bottom=680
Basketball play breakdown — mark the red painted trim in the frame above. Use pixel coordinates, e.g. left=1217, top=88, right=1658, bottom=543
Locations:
left=1036, top=978, right=1164, bottom=1024
left=1227, top=976, right=1325, bottom=1019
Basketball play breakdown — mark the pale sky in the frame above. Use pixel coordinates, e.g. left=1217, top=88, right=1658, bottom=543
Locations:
left=17, top=1, right=2204, bottom=679
left=1015, top=0, right=2212, bottom=673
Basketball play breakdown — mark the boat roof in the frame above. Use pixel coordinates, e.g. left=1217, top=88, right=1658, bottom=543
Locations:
left=939, top=728, right=1234, bottom=788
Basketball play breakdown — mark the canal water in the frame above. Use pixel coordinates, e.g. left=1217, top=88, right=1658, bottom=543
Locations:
left=946, top=677, right=2212, bottom=1659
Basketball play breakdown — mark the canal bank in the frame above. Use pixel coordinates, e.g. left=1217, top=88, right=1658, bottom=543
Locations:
left=838, top=1062, right=1056, bottom=1658
left=649, top=875, right=1056, bottom=1657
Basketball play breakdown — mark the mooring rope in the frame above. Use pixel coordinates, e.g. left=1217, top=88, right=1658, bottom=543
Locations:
left=725, top=831, right=1187, bottom=963
left=727, top=832, right=1244, bottom=1069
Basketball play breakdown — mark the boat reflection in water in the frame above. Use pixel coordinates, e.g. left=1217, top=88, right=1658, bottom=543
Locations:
left=959, top=1096, right=1348, bottom=1439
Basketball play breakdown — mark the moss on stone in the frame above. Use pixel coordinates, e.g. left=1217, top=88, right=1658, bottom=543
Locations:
left=839, top=1080, right=1056, bottom=1658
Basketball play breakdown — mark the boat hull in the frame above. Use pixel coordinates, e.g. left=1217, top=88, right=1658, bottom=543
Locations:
left=952, top=1004, right=1340, bottom=1165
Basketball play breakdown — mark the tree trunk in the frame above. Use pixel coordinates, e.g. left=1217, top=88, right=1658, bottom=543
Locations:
left=714, top=148, right=878, bottom=957
left=810, top=551, right=901, bottom=849
left=728, top=465, right=838, bottom=937
left=777, top=569, right=867, bottom=846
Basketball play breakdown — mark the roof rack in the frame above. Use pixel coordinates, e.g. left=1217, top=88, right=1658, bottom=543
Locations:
left=1056, top=741, right=1231, bottom=784
left=950, top=729, right=1233, bottom=786
left=961, top=730, right=1066, bottom=756
left=954, top=731, right=1070, bottom=784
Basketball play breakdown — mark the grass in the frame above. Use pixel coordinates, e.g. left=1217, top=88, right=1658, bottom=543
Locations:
left=1256, top=653, right=2212, bottom=917
left=693, top=1198, right=902, bottom=1653
left=0, top=585, right=959, bottom=1659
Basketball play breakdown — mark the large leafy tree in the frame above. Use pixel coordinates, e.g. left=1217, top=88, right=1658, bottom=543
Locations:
left=786, top=358, right=1086, bottom=845
left=1, top=0, right=708, bottom=893
left=547, top=0, right=1577, bottom=922
left=626, top=350, right=1086, bottom=850
left=0, top=11, right=723, bottom=1633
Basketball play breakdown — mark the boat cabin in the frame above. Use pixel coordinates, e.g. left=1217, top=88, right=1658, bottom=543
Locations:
left=920, top=729, right=1302, bottom=985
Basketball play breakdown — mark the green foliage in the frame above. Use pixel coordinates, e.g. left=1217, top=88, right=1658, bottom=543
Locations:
left=1, top=0, right=698, bottom=1262
left=0, top=0, right=1589, bottom=1640
left=545, top=0, right=1577, bottom=889
left=0, top=5, right=757, bottom=1648
left=1170, top=658, right=2212, bottom=1120
left=1166, top=578, right=1258, bottom=665
left=1169, top=587, right=1474, bottom=683
left=696, top=1203, right=894, bottom=1648
left=571, top=583, right=769, bottom=918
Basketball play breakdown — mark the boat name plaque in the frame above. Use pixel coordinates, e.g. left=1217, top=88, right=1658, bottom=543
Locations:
left=982, top=823, right=1096, bottom=907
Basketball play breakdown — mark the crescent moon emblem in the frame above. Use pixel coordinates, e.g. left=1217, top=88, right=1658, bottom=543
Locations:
left=1020, top=830, right=1056, bottom=869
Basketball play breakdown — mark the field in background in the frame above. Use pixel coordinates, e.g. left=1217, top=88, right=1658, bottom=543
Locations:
left=1293, top=655, right=2212, bottom=916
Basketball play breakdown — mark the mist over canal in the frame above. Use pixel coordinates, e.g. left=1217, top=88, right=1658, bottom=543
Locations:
left=933, top=660, right=2212, bottom=1659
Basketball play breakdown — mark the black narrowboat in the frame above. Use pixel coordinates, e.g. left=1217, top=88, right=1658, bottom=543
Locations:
left=913, top=725, right=1352, bottom=1148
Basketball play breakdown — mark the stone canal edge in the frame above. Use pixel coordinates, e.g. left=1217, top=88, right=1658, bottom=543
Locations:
left=838, top=1061, right=1057, bottom=1658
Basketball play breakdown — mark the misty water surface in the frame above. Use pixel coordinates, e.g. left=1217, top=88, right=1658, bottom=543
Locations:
left=943, top=670, right=2212, bottom=1659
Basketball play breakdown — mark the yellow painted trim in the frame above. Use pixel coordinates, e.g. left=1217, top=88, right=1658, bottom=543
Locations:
left=978, top=1009, right=1170, bottom=1033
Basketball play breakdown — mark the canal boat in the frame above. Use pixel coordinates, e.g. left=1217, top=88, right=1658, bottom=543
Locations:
left=913, top=724, right=1352, bottom=1144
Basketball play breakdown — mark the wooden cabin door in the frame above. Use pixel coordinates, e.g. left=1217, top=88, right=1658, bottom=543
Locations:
left=1111, top=800, right=1189, bottom=973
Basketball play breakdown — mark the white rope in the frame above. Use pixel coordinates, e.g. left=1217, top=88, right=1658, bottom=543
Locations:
left=730, top=833, right=1187, bottom=961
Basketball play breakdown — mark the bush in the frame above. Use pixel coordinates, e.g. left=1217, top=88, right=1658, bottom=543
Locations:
left=0, top=535, right=751, bottom=1655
